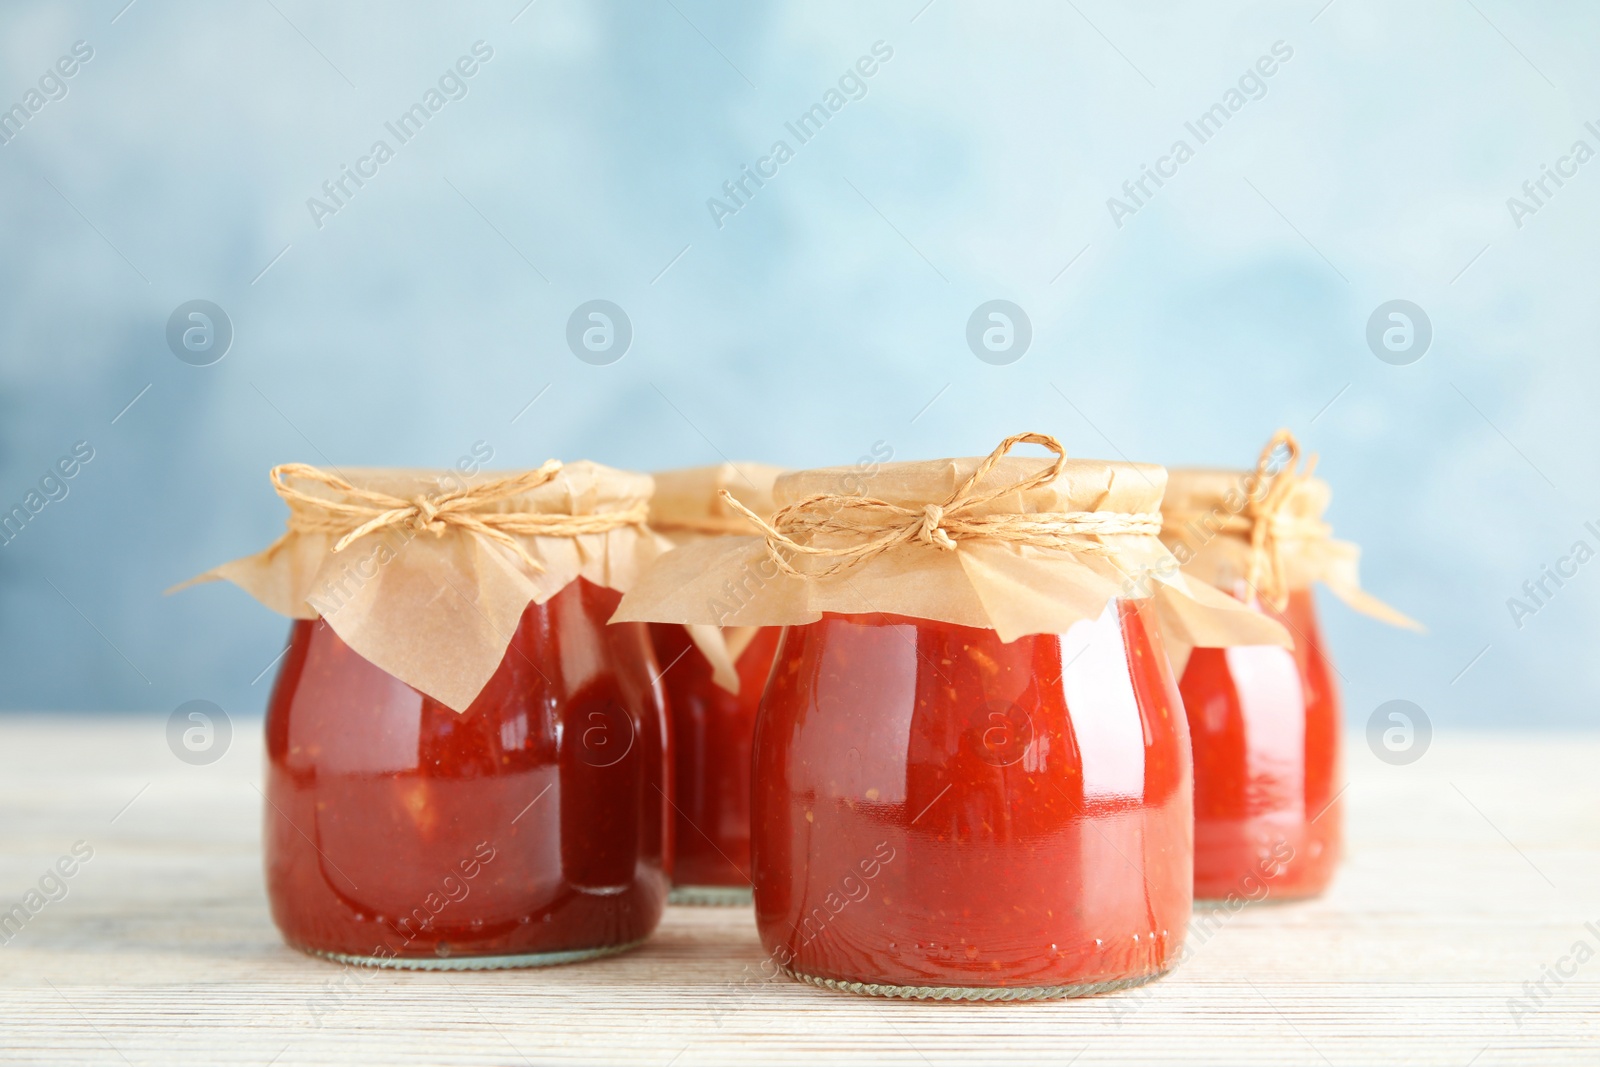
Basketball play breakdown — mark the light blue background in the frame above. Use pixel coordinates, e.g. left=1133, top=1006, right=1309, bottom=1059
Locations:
left=1, top=0, right=1594, bottom=729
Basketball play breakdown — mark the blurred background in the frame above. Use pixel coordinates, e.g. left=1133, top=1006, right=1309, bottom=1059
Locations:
left=0, top=0, right=1594, bottom=729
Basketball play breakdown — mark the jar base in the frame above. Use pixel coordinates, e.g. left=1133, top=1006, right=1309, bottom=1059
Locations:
left=668, top=884, right=754, bottom=907
left=781, top=965, right=1171, bottom=1002
left=296, top=937, right=646, bottom=971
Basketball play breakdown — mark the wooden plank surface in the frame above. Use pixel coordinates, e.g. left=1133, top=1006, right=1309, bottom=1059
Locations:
left=0, top=713, right=1594, bottom=1066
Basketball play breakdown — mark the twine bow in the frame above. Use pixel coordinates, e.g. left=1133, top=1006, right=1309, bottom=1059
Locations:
left=1161, top=430, right=1332, bottom=611
left=271, top=461, right=649, bottom=572
left=1238, top=431, right=1319, bottom=609
left=718, top=432, right=1162, bottom=581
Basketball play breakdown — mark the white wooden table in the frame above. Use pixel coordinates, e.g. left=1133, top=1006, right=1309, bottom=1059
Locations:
left=0, top=714, right=1594, bottom=1066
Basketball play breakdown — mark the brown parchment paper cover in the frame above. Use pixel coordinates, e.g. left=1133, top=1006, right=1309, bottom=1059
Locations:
left=651, top=462, right=784, bottom=545
left=648, top=463, right=784, bottom=693
left=1161, top=465, right=1421, bottom=632
left=615, top=442, right=1290, bottom=673
left=177, top=461, right=667, bottom=712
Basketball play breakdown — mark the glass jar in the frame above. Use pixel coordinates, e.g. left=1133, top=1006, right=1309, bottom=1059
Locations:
left=1179, top=587, right=1341, bottom=902
left=751, top=599, right=1192, bottom=1000
left=264, top=578, right=669, bottom=968
left=649, top=624, right=782, bottom=905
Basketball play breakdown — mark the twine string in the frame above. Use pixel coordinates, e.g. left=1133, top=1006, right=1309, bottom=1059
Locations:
left=717, top=432, right=1161, bottom=581
left=1162, top=429, right=1331, bottom=610
left=270, top=461, right=648, bottom=572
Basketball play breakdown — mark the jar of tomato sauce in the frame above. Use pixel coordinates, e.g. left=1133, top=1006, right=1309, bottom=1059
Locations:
left=182, top=460, right=672, bottom=967
left=752, top=599, right=1189, bottom=998
left=648, top=464, right=785, bottom=905
left=1162, top=432, right=1419, bottom=903
left=617, top=433, right=1285, bottom=998
left=647, top=623, right=780, bottom=902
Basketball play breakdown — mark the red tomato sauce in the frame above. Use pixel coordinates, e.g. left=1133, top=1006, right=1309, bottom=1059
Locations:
left=649, top=624, right=781, bottom=895
left=1179, top=588, right=1342, bottom=902
left=263, top=579, right=670, bottom=966
left=751, top=600, right=1191, bottom=997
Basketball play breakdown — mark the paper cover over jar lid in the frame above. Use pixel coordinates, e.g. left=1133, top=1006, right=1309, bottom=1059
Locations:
left=616, top=433, right=1289, bottom=660
left=1161, top=430, right=1420, bottom=630
left=173, top=459, right=667, bottom=712
left=649, top=462, right=785, bottom=542
left=646, top=461, right=786, bottom=693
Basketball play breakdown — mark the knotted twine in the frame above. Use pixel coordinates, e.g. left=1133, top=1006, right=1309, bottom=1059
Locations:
left=1159, top=430, right=1421, bottom=631
left=717, top=432, right=1163, bottom=581
left=272, top=460, right=650, bottom=572
left=1159, top=430, right=1331, bottom=611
